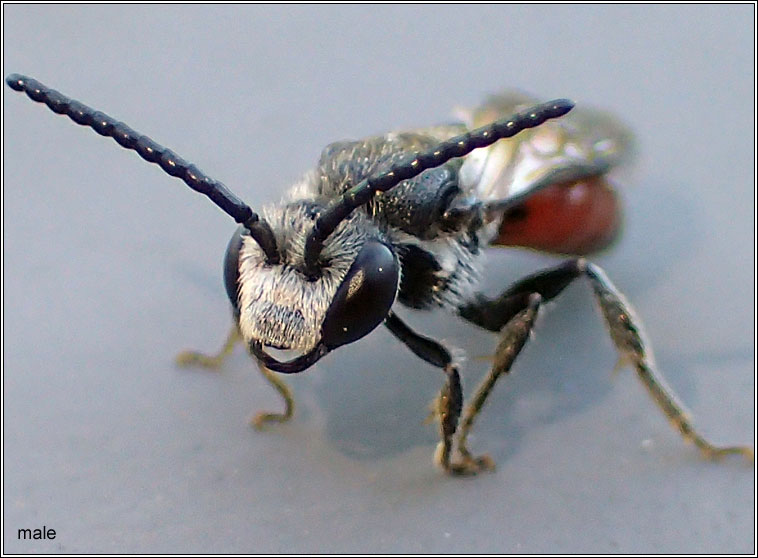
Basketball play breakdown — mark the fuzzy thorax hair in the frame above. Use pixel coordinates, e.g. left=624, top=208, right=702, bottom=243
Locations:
left=237, top=201, right=386, bottom=352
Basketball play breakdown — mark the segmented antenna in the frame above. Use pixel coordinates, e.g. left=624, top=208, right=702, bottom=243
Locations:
left=5, top=74, right=280, bottom=264
left=303, top=98, right=575, bottom=273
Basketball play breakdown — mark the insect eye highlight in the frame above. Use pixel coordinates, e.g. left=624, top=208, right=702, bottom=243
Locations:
left=320, top=241, right=399, bottom=349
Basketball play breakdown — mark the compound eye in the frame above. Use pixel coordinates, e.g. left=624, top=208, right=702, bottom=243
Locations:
left=223, top=226, right=245, bottom=314
left=321, top=241, right=399, bottom=349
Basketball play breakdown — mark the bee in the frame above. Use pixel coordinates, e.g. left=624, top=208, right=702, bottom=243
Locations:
left=6, top=74, right=751, bottom=475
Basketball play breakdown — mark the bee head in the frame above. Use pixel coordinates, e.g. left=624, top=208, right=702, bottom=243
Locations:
left=225, top=202, right=399, bottom=373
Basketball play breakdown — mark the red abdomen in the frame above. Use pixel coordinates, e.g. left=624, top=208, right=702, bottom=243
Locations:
left=492, top=176, right=622, bottom=255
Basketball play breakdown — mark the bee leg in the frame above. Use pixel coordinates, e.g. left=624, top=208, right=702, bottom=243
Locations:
left=175, top=325, right=295, bottom=428
left=458, top=259, right=753, bottom=462
left=456, top=294, right=542, bottom=467
left=250, top=361, right=295, bottom=430
left=458, top=259, right=582, bottom=332
left=385, top=312, right=488, bottom=475
left=175, top=324, right=241, bottom=370
left=584, top=262, right=753, bottom=461
left=455, top=260, right=582, bottom=460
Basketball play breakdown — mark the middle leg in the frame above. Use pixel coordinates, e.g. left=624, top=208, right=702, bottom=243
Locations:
left=455, top=260, right=583, bottom=459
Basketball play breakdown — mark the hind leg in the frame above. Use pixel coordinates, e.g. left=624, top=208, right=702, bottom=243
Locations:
left=458, top=259, right=752, bottom=463
left=585, top=263, right=752, bottom=461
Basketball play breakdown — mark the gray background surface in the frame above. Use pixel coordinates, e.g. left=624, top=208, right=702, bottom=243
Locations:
left=3, top=4, right=755, bottom=554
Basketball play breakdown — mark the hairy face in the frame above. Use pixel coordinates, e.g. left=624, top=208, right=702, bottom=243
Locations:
left=236, top=202, right=383, bottom=353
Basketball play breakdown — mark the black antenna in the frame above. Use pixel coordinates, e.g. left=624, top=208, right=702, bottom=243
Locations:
left=5, top=74, right=280, bottom=264
left=303, top=98, right=575, bottom=273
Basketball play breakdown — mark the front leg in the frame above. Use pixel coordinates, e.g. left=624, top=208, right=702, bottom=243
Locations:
left=175, top=323, right=295, bottom=429
left=249, top=361, right=295, bottom=430
left=384, top=312, right=490, bottom=475
left=176, top=324, right=241, bottom=370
